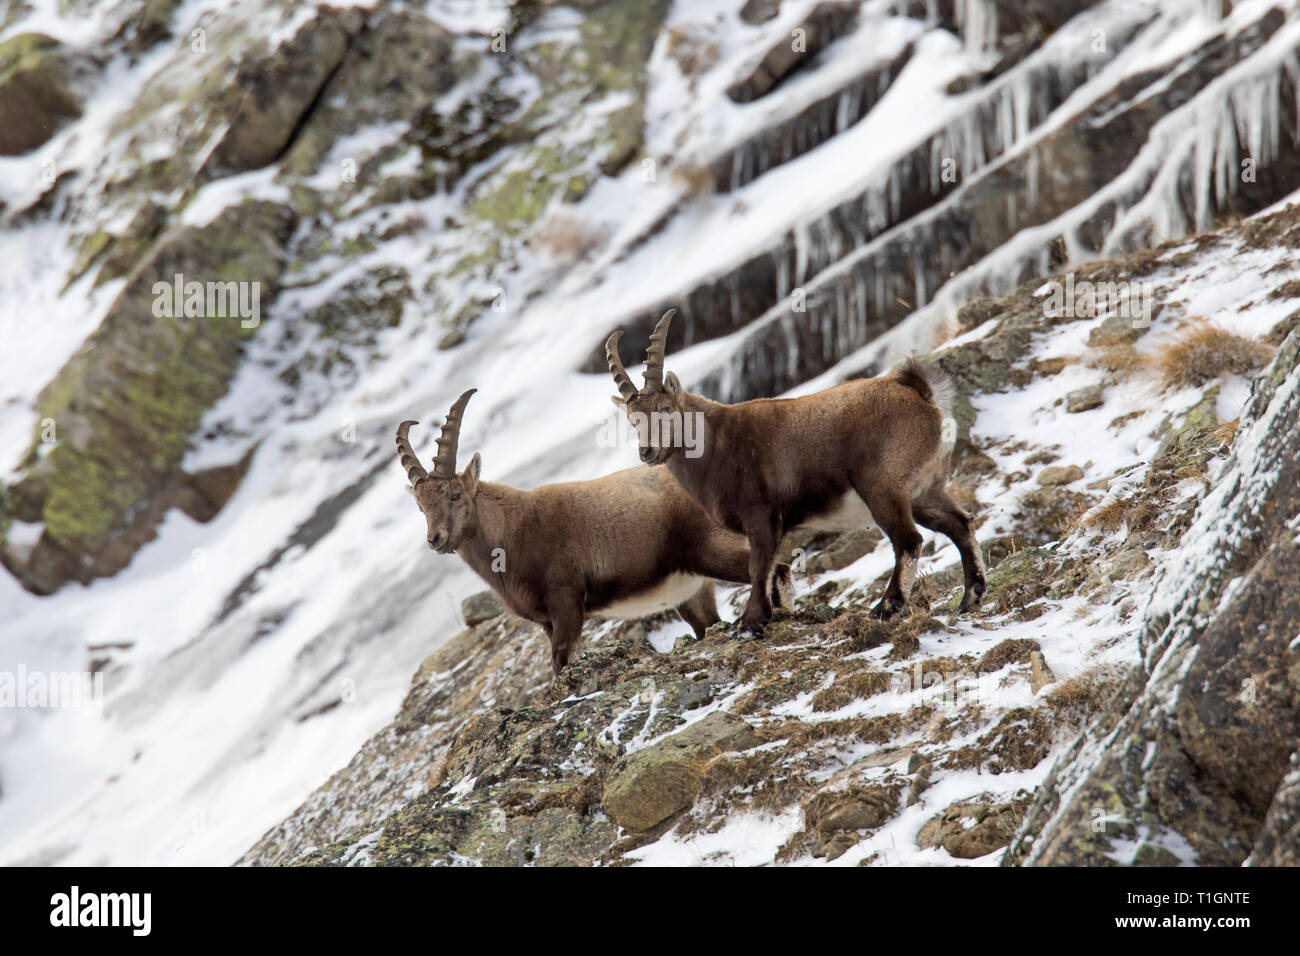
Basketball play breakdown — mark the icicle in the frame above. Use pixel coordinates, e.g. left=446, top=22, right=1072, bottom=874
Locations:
left=793, top=222, right=810, bottom=286
left=956, top=0, right=998, bottom=56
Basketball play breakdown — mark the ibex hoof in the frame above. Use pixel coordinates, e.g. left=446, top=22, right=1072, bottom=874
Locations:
left=869, top=597, right=904, bottom=621
left=958, top=580, right=987, bottom=613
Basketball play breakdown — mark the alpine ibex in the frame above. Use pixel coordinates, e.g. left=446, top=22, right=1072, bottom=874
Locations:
left=606, top=310, right=985, bottom=633
left=396, top=389, right=790, bottom=673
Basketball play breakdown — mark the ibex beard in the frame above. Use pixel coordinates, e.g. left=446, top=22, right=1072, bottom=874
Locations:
left=396, top=389, right=792, bottom=673
left=606, top=309, right=986, bottom=634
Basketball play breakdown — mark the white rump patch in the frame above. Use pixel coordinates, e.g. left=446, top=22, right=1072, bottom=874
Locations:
left=794, top=491, right=878, bottom=534
left=593, top=572, right=707, bottom=620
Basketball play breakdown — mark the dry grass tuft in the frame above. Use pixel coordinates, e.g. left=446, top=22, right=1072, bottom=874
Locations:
left=1146, top=318, right=1273, bottom=391
left=930, top=313, right=965, bottom=349
left=670, top=160, right=716, bottom=198
left=810, top=671, right=891, bottom=712
left=1075, top=495, right=1158, bottom=535
left=1091, top=341, right=1144, bottom=374
left=1078, top=497, right=1129, bottom=532
left=1212, top=417, right=1240, bottom=447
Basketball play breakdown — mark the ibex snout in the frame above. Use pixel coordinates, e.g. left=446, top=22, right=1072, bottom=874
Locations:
left=428, top=530, right=450, bottom=552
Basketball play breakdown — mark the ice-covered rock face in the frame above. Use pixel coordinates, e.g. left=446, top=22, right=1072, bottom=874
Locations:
left=3, top=0, right=1300, bottom=866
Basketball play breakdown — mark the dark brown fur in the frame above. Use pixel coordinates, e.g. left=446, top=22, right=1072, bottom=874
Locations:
left=607, top=315, right=985, bottom=632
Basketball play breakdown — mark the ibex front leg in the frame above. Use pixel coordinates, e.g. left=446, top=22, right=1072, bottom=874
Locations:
left=739, top=511, right=780, bottom=635
left=546, top=588, right=585, bottom=674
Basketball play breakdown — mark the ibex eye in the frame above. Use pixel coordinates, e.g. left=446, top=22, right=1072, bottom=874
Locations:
left=450, top=491, right=462, bottom=501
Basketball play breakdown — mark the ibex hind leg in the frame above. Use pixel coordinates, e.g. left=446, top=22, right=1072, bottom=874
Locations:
left=676, top=583, right=721, bottom=639
left=691, top=529, right=752, bottom=586
left=854, top=482, right=923, bottom=621
left=912, top=487, right=985, bottom=613
left=770, top=563, right=794, bottom=610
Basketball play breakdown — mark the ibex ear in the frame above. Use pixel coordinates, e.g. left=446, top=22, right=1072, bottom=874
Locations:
left=462, top=453, right=482, bottom=495
left=665, top=371, right=684, bottom=400
left=404, top=484, right=415, bottom=496
left=610, top=394, right=627, bottom=408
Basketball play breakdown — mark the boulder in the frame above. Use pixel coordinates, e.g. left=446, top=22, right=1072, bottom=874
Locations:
left=203, top=8, right=363, bottom=175
left=1037, top=464, right=1084, bottom=486
left=461, top=591, right=504, bottom=627
left=740, top=0, right=781, bottom=25
left=1066, top=385, right=1104, bottom=413
left=804, top=785, right=898, bottom=859
left=602, top=711, right=759, bottom=832
left=726, top=2, right=859, bottom=103
left=0, top=33, right=96, bottom=154
left=919, top=797, right=1030, bottom=859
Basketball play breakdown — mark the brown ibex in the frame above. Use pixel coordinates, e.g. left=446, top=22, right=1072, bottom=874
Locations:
left=605, top=310, right=985, bottom=633
left=396, top=389, right=790, bottom=673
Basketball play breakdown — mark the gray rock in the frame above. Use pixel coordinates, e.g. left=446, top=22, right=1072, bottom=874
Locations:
left=1029, top=651, right=1055, bottom=693
left=461, top=591, right=504, bottom=627
left=1088, top=311, right=1147, bottom=347
left=726, top=2, right=858, bottom=103
left=602, top=711, right=759, bottom=832
left=740, top=0, right=781, bottom=24
left=1066, top=385, right=1104, bottom=413
left=1037, top=464, right=1084, bottom=486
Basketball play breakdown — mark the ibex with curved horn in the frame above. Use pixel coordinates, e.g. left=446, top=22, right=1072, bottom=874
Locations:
left=397, top=389, right=790, bottom=673
left=606, top=310, right=985, bottom=632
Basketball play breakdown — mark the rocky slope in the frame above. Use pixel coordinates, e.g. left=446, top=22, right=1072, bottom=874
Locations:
left=4, top=0, right=1300, bottom=865
left=243, top=205, right=1300, bottom=865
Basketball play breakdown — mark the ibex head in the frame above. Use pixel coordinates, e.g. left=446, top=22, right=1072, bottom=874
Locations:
left=396, top=388, right=481, bottom=553
left=606, top=309, right=688, bottom=466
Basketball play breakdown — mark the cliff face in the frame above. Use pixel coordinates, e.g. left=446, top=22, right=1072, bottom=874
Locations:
left=243, top=205, right=1300, bottom=866
left=1009, top=321, right=1300, bottom=867
left=5, top=0, right=1300, bottom=866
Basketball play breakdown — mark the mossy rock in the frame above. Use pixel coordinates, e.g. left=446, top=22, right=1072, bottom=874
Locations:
left=1, top=200, right=296, bottom=593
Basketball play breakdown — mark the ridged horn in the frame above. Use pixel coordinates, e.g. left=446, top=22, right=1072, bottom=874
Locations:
left=643, top=309, right=675, bottom=390
left=605, top=331, right=639, bottom=403
left=433, top=388, right=477, bottom=478
left=395, top=420, right=427, bottom=484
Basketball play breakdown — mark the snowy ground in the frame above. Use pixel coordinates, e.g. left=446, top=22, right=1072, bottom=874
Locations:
left=1, top=0, right=1295, bottom=865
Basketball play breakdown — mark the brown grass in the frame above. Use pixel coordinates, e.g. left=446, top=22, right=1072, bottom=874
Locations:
left=930, top=313, right=964, bottom=349
left=811, top=671, right=891, bottom=712
left=945, top=707, right=1054, bottom=773
left=1075, top=494, right=1159, bottom=535
left=1043, top=663, right=1128, bottom=729
left=670, top=160, right=716, bottom=198
left=1078, top=497, right=1129, bottom=532
left=664, top=25, right=719, bottom=82
left=1212, top=417, right=1240, bottom=447
left=1092, top=341, right=1144, bottom=374
left=1146, top=318, right=1273, bottom=391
